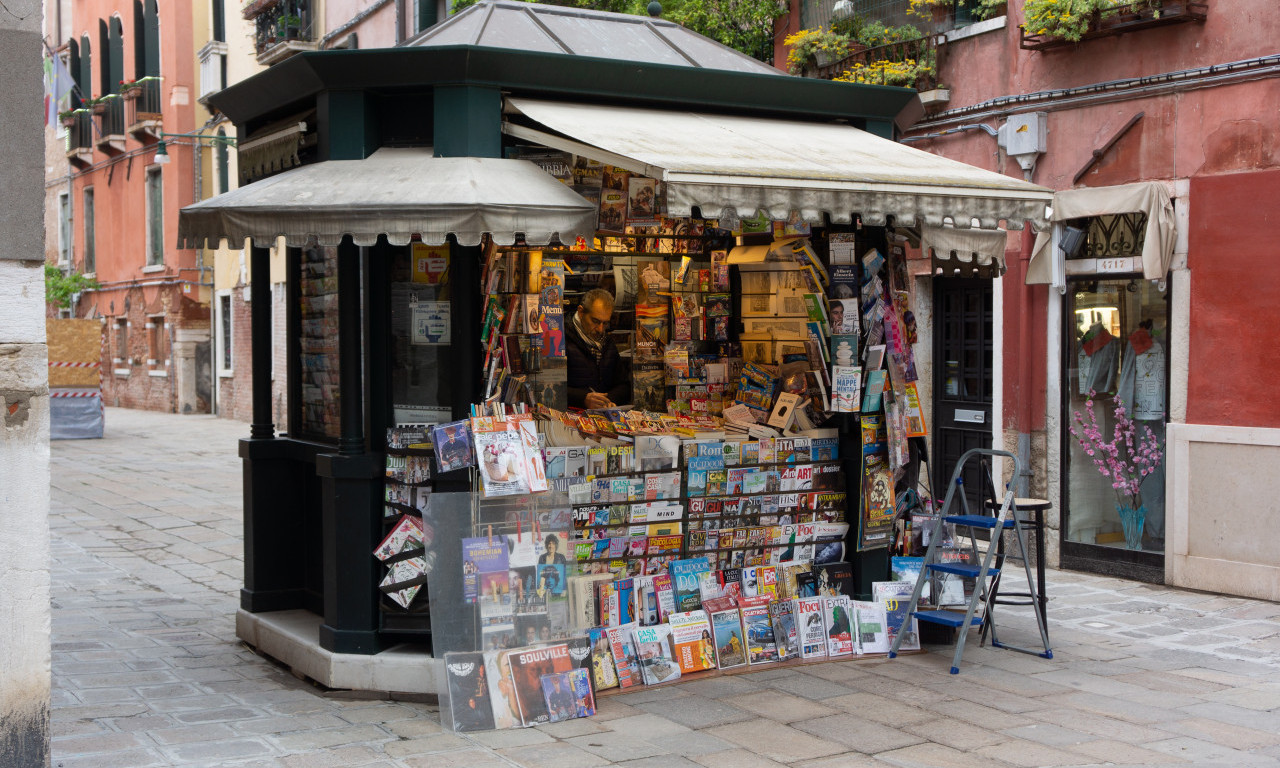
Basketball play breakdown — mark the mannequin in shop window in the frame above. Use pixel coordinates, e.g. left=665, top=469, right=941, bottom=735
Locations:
left=1117, top=318, right=1167, bottom=544
left=1078, top=317, right=1118, bottom=394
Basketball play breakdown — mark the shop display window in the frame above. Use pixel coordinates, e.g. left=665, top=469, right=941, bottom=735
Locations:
left=1063, top=278, right=1168, bottom=555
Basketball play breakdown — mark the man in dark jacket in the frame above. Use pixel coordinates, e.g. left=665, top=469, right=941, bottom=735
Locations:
left=566, top=288, right=630, bottom=409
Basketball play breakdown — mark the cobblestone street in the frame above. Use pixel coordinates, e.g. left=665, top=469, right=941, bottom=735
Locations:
left=50, top=408, right=1280, bottom=767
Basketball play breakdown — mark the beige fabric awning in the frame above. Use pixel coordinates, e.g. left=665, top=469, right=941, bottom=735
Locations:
left=920, top=225, right=1012, bottom=274
left=1027, top=181, right=1176, bottom=285
left=503, top=97, right=1053, bottom=231
left=179, top=148, right=599, bottom=249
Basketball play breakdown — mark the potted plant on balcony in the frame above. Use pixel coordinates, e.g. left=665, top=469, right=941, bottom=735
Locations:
left=784, top=28, right=853, bottom=74
left=119, top=79, right=141, bottom=100
left=58, top=109, right=78, bottom=127
left=279, top=13, right=303, bottom=39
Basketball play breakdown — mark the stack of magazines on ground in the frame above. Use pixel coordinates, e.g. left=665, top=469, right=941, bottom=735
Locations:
left=442, top=556, right=922, bottom=732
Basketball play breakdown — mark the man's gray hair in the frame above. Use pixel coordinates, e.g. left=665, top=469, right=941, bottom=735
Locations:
left=581, top=288, right=615, bottom=312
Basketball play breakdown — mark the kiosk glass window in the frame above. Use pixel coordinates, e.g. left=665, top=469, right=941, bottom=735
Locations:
left=388, top=243, right=454, bottom=426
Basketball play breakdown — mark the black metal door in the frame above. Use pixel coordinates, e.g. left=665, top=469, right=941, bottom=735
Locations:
left=932, top=278, right=994, bottom=513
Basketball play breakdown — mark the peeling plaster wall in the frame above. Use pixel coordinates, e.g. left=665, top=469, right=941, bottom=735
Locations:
left=0, top=264, right=52, bottom=768
left=0, top=0, right=53, bottom=761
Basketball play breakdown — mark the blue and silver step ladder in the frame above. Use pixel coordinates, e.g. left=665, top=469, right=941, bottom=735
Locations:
left=888, top=448, right=1052, bottom=674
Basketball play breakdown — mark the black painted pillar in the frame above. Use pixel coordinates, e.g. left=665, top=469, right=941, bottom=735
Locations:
left=241, top=242, right=304, bottom=612
left=318, top=236, right=383, bottom=654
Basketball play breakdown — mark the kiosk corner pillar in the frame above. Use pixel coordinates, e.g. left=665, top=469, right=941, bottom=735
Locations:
left=433, top=86, right=502, bottom=158
left=318, top=236, right=383, bottom=655
left=242, top=243, right=305, bottom=613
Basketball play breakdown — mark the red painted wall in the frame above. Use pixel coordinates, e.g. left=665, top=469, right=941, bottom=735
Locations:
left=1002, top=229, right=1047, bottom=434
left=1186, top=169, right=1280, bottom=429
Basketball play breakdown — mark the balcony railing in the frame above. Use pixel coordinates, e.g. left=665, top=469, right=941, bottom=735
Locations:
left=128, top=76, right=163, bottom=139
left=250, top=0, right=317, bottom=64
left=1020, top=1, right=1207, bottom=51
left=816, top=35, right=939, bottom=89
left=96, top=95, right=126, bottom=153
left=64, top=110, right=94, bottom=166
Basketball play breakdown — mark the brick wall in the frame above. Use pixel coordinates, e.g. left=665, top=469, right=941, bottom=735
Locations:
left=217, top=281, right=288, bottom=426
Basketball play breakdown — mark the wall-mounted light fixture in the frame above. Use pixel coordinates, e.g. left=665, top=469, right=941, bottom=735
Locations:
left=152, top=131, right=237, bottom=165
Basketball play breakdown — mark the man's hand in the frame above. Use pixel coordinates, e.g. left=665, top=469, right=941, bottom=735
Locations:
left=584, top=392, right=613, bottom=409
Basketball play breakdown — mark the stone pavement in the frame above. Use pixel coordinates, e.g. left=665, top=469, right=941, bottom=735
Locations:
left=50, top=407, right=1280, bottom=767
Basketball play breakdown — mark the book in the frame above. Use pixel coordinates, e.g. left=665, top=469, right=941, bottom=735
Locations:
left=831, top=365, right=862, bottom=413
left=740, top=595, right=780, bottom=664
left=823, top=595, right=856, bottom=657
left=668, top=610, right=717, bottom=674
left=606, top=622, right=642, bottom=689
left=507, top=643, right=574, bottom=727
left=632, top=624, right=682, bottom=685
left=668, top=557, right=712, bottom=612
left=794, top=596, right=828, bottom=659
left=704, top=597, right=748, bottom=669
left=444, top=651, right=495, bottom=732
left=853, top=600, right=891, bottom=654
left=767, top=600, right=800, bottom=659
left=587, top=627, right=619, bottom=691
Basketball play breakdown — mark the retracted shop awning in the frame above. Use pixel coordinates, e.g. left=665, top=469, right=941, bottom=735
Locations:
left=178, top=148, right=599, bottom=249
left=502, top=98, right=1053, bottom=231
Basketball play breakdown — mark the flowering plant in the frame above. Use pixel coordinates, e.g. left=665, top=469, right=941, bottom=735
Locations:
left=1023, top=0, right=1163, bottom=42
left=1068, top=390, right=1163, bottom=509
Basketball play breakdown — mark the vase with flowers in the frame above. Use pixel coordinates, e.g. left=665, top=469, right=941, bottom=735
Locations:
left=1068, top=391, right=1163, bottom=550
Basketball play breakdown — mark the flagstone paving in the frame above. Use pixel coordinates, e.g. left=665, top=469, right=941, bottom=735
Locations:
left=50, top=407, right=1280, bottom=767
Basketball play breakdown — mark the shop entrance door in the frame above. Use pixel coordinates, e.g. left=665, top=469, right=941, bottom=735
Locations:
left=932, top=278, right=995, bottom=512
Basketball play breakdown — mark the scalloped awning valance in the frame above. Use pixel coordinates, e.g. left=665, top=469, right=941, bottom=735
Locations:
left=502, top=98, right=1053, bottom=232
left=177, top=149, right=599, bottom=250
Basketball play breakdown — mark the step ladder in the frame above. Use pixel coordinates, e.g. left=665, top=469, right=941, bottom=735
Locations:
left=888, top=448, right=1052, bottom=674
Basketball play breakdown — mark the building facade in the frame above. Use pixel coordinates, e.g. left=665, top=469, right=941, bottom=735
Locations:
left=48, top=0, right=220, bottom=414
left=787, top=0, right=1279, bottom=598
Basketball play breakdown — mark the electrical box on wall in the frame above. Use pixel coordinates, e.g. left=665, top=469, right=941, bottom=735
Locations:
left=998, top=112, right=1048, bottom=172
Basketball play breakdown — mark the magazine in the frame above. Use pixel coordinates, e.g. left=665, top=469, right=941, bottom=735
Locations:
left=668, top=557, right=712, bottom=612
left=606, top=622, right=642, bottom=689
left=704, top=597, right=747, bottom=669
left=587, top=627, right=619, bottom=691
left=433, top=421, right=474, bottom=473
left=632, top=624, right=682, bottom=685
left=768, top=600, right=800, bottom=659
left=794, top=596, right=828, bottom=659
left=471, top=418, right=531, bottom=497
left=740, top=595, right=780, bottom=664
left=668, top=609, right=717, bottom=674
left=852, top=600, right=891, bottom=654
left=823, top=595, right=856, bottom=657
